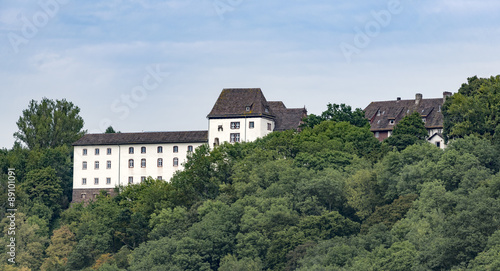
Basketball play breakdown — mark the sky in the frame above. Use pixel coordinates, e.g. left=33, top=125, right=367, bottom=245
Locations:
left=1, top=0, right=499, bottom=149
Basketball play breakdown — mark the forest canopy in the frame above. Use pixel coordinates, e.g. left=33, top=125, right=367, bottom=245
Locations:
left=1, top=75, right=500, bottom=270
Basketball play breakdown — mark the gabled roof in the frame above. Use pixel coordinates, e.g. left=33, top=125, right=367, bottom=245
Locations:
left=428, top=132, right=444, bottom=140
left=207, top=88, right=274, bottom=119
left=268, top=101, right=307, bottom=131
left=207, top=88, right=306, bottom=131
left=73, top=131, right=208, bottom=146
left=364, top=94, right=444, bottom=132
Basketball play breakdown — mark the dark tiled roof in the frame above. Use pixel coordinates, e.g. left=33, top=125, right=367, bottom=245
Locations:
left=364, top=95, right=444, bottom=132
left=73, top=131, right=208, bottom=146
left=207, top=88, right=275, bottom=119
left=269, top=101, right=307, bottom=131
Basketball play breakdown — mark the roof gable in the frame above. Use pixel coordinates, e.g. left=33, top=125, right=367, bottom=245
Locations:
left=364, top=95, right=444, bottom=131
left=207, top=88, right=274, bottom=118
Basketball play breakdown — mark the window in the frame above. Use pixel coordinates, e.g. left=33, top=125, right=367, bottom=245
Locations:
left=231, top=122, right=240, bottom=129
left=246, top=106, right=250, bottom=111
left=95, top=161, right=99, bottom=169
left=83, top=149, right=87, bottom=155
left=107, top=148, right=112, bottom=155
left=214, top=138, right=220, bottom=147
left=375, top=132, right=380, bottom=138
left=173, top=157, right=179, bottom=167
left=82, top=161, right=87, bottom=170
left=377, top=110, right=381, bottom=116
left=249, top=121, right=254, bottom=129
left=188, top=145, right=193, bottom=152
left=218, top=125, right=223, bottom=131
left=81, top=193, right=86, bottom=199
left=82, top=178, right=87, bottom=185
left=129, top=159, right=134, bottom=168
left=95, top=148, right=100, bottom=155
left=173, top=146, right=178, bottom=153
left=93, top=194, right=98, bottom=198
left=389, top=119, right=395, bottom=125
left=94, top=178, right=99, bottom=185
left=436, top=142, right=441, bottom=148
left=157, top=176, right=162, bottom=180
left=141, top=159, right=146, bottom=168
left=157, top=158, right=163, bottom=167
left=128, top=177, right=133, bottom=184
left=265, top=107, right=269, bottom=113
left=106, top=177, right=111, bottom=184
left=107, top=161, right=111, bottom=169
left=422, top=118, right=426, bottom=123
left=141, top=176, right=146, bottom=182
left=157, top=146, right=163, bottom=153
left=267, top=123, right=272, bottom=131
left=230, top=133, right=240, bottom=143
left=129, top=147, right=134, bottom=154
left=141, top=146, right=146, bottom=153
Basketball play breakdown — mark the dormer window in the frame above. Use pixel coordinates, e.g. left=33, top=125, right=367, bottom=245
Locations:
left=265, top=107, right=269, bottom=113
left=422, top=118, right=426, bottom=123
left=246, top=106, right=250, bottom=112
left=377, top=110, right=381, bottom=116
left=389, top=119, right=395, bottom=125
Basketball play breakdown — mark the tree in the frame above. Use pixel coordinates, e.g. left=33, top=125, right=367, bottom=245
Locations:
left=21, top=167, right=63, bottom=215
left=302, top=103, right=369, bottom=129
left=14, top=98, right=85, bottom=149
left=105, top=126, right=117, bottom=133
left=384, top=112, right=428, bottom=151
left=443, top=75, right=500, bottom=141
left=41, top=225, right=76, bottom=271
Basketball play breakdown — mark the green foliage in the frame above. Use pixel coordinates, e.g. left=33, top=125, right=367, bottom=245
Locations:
left=361, top=194, right=418, bottom=233
left=105, top=126, right=117, bottom=133
left=384, top=112, right=428, bottom=151
left=443, top=75, right=500, bottom=141
left=219, top=255, right=263, bottom=271
left=21, top=167, right=63, bottom=216
left=7, top=96, right=500, bottom=270
left=14, top=98, right=85, bottom=149
left=302, top=103, right=369, bottom=129
left=41, top=225, right=76, bottom=271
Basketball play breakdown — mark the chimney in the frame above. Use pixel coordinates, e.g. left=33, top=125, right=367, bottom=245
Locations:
left=443, top=91, right=452, bottom=103
left=415, top=93, right=422, bottom=106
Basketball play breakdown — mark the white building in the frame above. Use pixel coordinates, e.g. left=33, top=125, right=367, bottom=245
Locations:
left=207, top=88, right=306, bottom=148
left=72, top=88, right=306, bottom=203
left=72, top=131, right=207, bottom=202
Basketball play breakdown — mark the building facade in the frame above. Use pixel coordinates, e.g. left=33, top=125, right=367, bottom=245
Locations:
left=364, top=92, right=451, bottom=149
left=207, top=88, right=306, bottom=148
left=72, top=131, right=208, bottom=202
left=72, top=88, right=306, bottom=203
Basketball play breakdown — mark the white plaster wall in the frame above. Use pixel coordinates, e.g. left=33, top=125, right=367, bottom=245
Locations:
left=73, top=142, right=205, bottom=191
left=208, top=117, right=275, bottom=147
left=428, top=134, right=446, bottom=149
left=73, top=145, right=120, bottom=190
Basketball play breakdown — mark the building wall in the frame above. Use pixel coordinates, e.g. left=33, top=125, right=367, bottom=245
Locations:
left=208, top=117, right=275, bottom=147
left=73, top=142, right=204, bottom=195
left=374, top=131, right=389, bottom=142
left=428, top=135, right=446, bottom=149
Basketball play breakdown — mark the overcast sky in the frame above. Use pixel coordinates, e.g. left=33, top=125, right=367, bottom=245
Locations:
left=1, top=0, right=499, bottom=149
